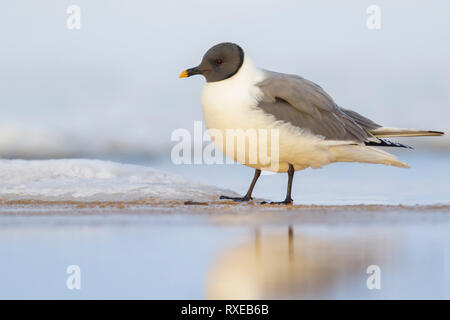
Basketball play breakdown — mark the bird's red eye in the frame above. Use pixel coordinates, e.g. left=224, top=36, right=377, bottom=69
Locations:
left=215, top=58, right=223, bottom=65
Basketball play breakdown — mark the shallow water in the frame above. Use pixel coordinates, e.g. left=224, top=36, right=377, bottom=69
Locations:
left=1, top=153, right=449, bottom=299
left=0, top=202, right=450, bottom=299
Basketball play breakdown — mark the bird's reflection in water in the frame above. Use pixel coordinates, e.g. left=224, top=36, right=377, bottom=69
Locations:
left=206, top=225, right=397, bottom=299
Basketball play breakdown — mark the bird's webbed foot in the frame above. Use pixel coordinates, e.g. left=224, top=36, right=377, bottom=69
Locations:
left=220, top=195, right=252, bottom=202
left=260, top=198, right=293, bottom=205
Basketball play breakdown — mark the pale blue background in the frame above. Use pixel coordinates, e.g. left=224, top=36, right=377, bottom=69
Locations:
left=0, top=1, right=449, bottom=300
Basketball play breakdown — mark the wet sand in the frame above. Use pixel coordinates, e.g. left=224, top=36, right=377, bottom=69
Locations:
left=1, top=200, right=449, bottom=226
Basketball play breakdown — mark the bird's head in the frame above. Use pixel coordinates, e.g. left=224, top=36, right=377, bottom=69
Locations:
left=179, top=42, right=244, bottom=82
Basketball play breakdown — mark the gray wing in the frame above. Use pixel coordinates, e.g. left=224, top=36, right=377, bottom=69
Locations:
left=256, top=71, right=381, bottom=143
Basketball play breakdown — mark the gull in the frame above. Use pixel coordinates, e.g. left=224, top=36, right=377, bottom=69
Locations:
left=180, top=42, right=444, bottom=204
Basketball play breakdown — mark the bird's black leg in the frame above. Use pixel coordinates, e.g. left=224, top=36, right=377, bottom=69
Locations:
left=261, top=164, right=294, bottom=205
left=220, top=169, right=261, bottom=202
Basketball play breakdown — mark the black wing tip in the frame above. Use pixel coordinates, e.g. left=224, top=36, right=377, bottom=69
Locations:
left=428, top=130, right=445, bottom=136
left=365, top=139, right=413, bottom=149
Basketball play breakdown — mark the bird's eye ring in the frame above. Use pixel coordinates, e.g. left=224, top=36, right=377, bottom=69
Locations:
left=215, top=58, right=223, bottom=65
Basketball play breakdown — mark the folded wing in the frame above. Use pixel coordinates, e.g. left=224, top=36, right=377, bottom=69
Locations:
left=256, top=71, right=443, bottom=147
left=256, top=71, right=377, bottom=143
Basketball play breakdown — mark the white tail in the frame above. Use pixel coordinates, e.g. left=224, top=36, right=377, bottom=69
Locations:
left=330, top=144, right=410, bottom=168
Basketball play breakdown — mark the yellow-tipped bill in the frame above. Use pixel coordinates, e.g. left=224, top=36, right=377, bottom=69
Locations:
left=179, top=70, right=189, bottom=78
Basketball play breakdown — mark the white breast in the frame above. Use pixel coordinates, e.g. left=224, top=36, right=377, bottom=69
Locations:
left=201, top=56, right=265, bottom=132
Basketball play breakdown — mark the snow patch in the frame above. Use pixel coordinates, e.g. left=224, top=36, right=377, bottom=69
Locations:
left=0, top=159, right=232, bottom=202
